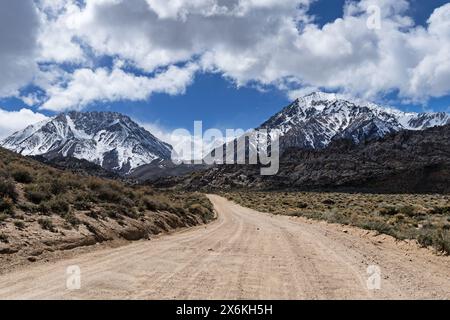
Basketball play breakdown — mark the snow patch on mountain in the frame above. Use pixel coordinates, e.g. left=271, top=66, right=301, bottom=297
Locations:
left=259, top=92, right=450, bottom=150
left=1, top=111, right=172, bottom=173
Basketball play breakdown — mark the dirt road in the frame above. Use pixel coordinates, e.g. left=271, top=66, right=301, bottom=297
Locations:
left=0, top=195, right=449, bottom=299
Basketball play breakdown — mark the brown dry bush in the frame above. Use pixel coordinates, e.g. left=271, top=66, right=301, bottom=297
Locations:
left=0, top=179, right=18, bottom=202
left=38, top=218, right=56, bottom=232
left=24, top=184, right=52, bottom=204
left=11, top=166, right=34, bottom=184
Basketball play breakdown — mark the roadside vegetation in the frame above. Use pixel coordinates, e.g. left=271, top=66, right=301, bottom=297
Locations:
left=223, top=191, right=450, bottom=255
left=0, top=147, right=214, bottom=268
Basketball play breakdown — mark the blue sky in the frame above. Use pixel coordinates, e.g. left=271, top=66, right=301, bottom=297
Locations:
left=0, top=0, right=449, bottom=140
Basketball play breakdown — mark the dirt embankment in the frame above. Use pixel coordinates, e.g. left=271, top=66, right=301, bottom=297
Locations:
left=0, top=206, right=214, bottom=274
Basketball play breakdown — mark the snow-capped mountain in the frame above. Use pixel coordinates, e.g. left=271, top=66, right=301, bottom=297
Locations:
left=259, top=92, right=450, bottom=150
left=1, top=111, right=172, bottom=173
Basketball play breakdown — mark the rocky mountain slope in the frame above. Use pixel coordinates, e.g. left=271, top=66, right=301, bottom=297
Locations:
left=154, top=124, right=450, bottom=194
left=1, top=112, right=172, bottom=174
left=259, top=92, right=450, bottom=151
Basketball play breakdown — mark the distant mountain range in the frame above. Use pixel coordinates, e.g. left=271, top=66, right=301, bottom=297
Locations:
left=154, top=124, right=450, bottom=194
left=259, top=92, right=449, bottom=151
left=1, top=111, right=172, bottom=174
left=1, top=92, right=449, bottom=181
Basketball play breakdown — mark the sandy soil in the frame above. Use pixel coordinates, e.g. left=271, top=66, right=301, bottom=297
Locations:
left=0, top=195, right=449, bottom=300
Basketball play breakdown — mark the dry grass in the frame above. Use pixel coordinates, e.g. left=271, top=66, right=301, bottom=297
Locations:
left=0, top=147, right=214, bottom=235
left=222, top=191, right=450, bottom=255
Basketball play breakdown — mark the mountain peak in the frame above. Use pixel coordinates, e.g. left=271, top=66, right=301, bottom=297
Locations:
left=1, top=111, right=172, bottom=173
left=260, top=93, right=450, bottom=150
left=301, top=91, right=339, bottom=102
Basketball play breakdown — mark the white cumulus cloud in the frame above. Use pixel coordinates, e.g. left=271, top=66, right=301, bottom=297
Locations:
left=41, top=63, right=199, bottom=111
left=1, top=0, right=450, bottom=110
left=0, top=0, right=40, bottom=96
left=0, top=108, right=49, bottom=139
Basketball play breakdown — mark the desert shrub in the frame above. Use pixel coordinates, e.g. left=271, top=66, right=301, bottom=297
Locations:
left=100, top=205, right=130, bottom=220
left=24, top=184, right=52, bottom=204
left=38, top=218, right=56, bottom=232
left=431, top=206, right=450, bottom=215
left=14, top=220, right=25, bottom=230
left=324, top=210, right=348, bottom=225
left=117, top=205, right=139, bottom=219
left=398, top=205, right=421, bottom=217
left=0, top=213, right=8, bottom=222
left=86, top=210, right=101, bottom=220
left=433, top=230, right=450, bottom=255
left=188, top=203, right=206, bottom=215
left=119, top=196, right=135, bottom=208
left=188, top=203, right=214, bottom=221
left=0, top=180, right=18, bottom=202
left=59, top=174, right=84, bottom=189
left=297, top=202, right=308, bottom=209
left=143, top=197, right=168, bottom=211
left=185, top=193, right=213, bottom=211
left=17, top=202, right=36, bottom=213
left=418, top=231, right=434, bottom=248
left=75, top=192, right=93, bottom=202
left=49, top=178, right=67, bottom=195
left=0, top=233, right=8, bottom=243
left=48, top=198, right=70, bottom=215
left=322, top=199, right=336, bottom=206
left=88, top=179, right=103, bottom=191
left=360, top=220, right=393, bottom=236
left=172, top=205, right=187, bottom=215
left=37, top=202, right=51, bottom=215
left=73, top=199, right=93, bottom=211
left=11, top=168, right=33, bottom=184
left=104, top=208, right=119, bottom=219
left=96, top=186, right=125, bottom=203
left=64, top=214, right=81, bottom=227
left=379, top=206, right=399, bottom=216
left=0, top=197, right=14, bottom=212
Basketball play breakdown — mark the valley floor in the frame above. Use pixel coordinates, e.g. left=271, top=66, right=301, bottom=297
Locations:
left=0, top=195, right=449, bottom=299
